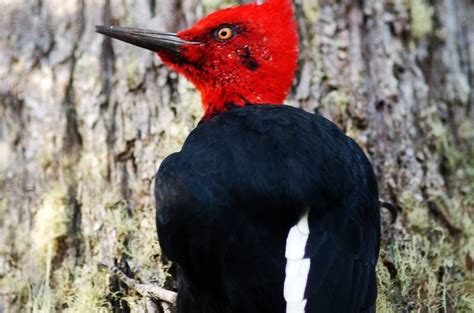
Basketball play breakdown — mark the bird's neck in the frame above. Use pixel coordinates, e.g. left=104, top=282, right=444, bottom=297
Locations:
left=199, top=84, right=285, bottom=119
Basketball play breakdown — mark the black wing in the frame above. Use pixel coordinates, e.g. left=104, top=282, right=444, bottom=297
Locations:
left=155, top=105, right=380, bottom=313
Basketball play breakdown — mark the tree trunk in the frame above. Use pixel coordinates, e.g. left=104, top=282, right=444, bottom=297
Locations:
left=0, top=0, right=472, bottom=312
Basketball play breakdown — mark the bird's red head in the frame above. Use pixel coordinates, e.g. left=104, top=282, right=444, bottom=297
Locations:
left=97, top=0, right=298, bottom=118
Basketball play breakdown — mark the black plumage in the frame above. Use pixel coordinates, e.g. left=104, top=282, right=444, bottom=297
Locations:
left=155, top=104, right=380, bottom=313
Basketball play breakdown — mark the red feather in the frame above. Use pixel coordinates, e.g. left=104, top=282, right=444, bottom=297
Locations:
left=157, top=0, right=298, bottom=118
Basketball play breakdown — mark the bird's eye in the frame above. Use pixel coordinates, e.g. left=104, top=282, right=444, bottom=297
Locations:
left=216, top=26, right=235, bottom=41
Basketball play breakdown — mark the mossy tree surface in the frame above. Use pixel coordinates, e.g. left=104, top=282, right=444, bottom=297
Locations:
left=0, top=0, right=472, bottom=312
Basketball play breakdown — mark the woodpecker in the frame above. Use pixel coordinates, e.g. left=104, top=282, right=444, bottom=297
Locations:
left=97, top=0, right=380, bottom=312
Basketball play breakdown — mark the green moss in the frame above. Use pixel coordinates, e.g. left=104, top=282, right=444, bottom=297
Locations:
left=31, top=186, right=69, bottom=267
left=63, top=266, right=109, bottom=313
left=399, top=190, right=429, bottom=230
left=321, top=91, right=350, bottom=115
left=302, top=0, right=320, bottom=26
left=126, top=54, right=142, bottom=90
left=128, top=206, right=164, bottom=281
left=378, top=231, right=473, bottom=311
left=301, top=0, right=323, bottom=98
left=0, top=269, right=30, bottom=310
left=202, top=0, right=236, bottom=14
left=410, top=0, right=434, bottom=39
left=328, top=91, right=350, bottom=111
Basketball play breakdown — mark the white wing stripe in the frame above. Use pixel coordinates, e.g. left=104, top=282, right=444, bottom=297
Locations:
left=284, top=211, right=310, bottom=313
left=286, top=299, right=307, bottom=312
left=284, top=259, right=311, bottom=301
left=285, top=227, right=308, bottom=259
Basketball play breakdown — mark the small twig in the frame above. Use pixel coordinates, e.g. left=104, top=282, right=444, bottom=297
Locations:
left=125, top=259, right=148, bottom=283
left=145, top=296, right=160, bottom=312
left=100, top=261, right=177, bottom=304
left=161, top=302, right=174, bottom=313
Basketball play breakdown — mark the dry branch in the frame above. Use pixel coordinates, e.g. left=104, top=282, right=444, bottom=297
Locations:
left=99, top=262, right=177, bottom=304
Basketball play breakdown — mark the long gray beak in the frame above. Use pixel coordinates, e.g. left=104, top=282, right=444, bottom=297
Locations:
left=95, top=25, right=200, bottom=54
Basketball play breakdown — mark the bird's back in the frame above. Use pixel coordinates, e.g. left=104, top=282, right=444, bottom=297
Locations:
left=155, top=105, right=380, bottom=313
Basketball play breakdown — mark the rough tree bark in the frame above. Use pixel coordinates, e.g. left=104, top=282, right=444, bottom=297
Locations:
left=0, top=0, right=472, bottom=312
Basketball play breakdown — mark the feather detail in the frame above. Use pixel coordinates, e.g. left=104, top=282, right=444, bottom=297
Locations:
left=284, top=211, right=310, bottom=313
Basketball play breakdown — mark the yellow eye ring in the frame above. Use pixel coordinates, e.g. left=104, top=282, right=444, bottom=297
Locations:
left=216, top=27, right=234, bottom=41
